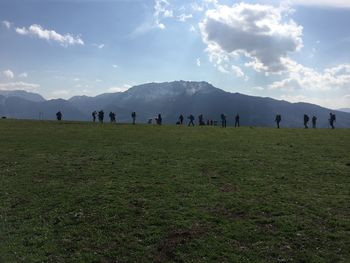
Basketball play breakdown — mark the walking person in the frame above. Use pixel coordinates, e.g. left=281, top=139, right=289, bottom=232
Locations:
left=92, top=111, right=97, bottom=122
left=157, top=113, right=162, bottom=125
left=131, top=112, right=136, bottom=125
left=275, top=114, right=281, bottom=128
left=235, top=114, right=240, bottom=127
left=329, top=113, right=336, bottom=129
left=178, top=114, right=184, bottom=125
left=304, top=114, right=310, bottom=129
left=220, top=114, right=227, bottom=128
left=188, top=114, right=195, bottom=126
left=98, top=110, right=104, bottom=124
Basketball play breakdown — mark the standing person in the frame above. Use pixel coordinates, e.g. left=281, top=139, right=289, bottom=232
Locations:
left=56, top=111, right=62, bottom=121
left=131, top=112, right=136, bottom=125
left=312, top=116, right=317, bottom=128
left=109, top=112, right=116, bottom=123
left=157, top=113, right=162, bottom=125
left=178, top=114, right=184, bottom=125
left=303, top=114, right=310, bottom=129
left=188, top=114, right=195, bottom=126
left=275, top=114, right=281, bottom=128
left=329, top=113, right=336, bottom=129
left=92, top=111, right=97, bottom=122
left=220, top=114, right=227, bottom=128
left=98, top=110, right=104, bottom=124
left=235, top=114, right=240, bottom=127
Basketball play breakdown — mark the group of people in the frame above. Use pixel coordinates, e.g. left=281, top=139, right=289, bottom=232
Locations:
left=55, top=110, right=338, bottom=129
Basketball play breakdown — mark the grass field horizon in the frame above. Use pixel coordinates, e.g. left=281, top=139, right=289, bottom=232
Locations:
left=1, top=119, right=349, bottom=262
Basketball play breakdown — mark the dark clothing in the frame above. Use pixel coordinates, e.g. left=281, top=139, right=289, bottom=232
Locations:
left=275, top=114, right=281, bottom=128
left=131, top=112, right=136, bottom=124
left=220, top=114, right=227, bottom=128
left=98, top=110, right=104, bottom=123
left=179, top=115, right=184, bottom=125
left=304, top=114, right=309, bottom=129
left=92, top=111, right=97, bottom=122
left=56, top=111, right=62, bottom=121
left=157, top=114, right=162, bottom=125
left=235, top=114, right=240, bottom=127
left=188, top=114, right=195, bottom=126
left=329, top=113, right=336, bottom=129
left=109, top=112, right=116, bottom=123
left=312, top=116, right=317, bottom=128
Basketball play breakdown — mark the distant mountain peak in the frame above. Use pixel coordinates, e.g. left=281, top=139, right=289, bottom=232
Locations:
left=0, top=90, right=45, bottom=102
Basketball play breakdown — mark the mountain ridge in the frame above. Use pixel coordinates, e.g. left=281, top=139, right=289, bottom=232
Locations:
left=1, top=81, right=349, bottom=127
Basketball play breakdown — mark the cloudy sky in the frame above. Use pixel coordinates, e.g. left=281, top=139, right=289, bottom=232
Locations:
left=1, top=0, right=350, bottom=109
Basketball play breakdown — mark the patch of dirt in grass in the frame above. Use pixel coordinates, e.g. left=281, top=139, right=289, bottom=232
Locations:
left=154, top=225, right=206, bottom=263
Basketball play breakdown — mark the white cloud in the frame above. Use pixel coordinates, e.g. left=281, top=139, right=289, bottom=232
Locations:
left=112, top=65, right=118, bottom=68
left=279, top=94, right=350, bottom=109
left=19, top=72, right=28, bottom=78
left=73, top=78, right=80, bottom=82
left=0, top=81, right=40, bottom=91
left=289, top=0, right=350, bottom=8
left=232, top=65, right=245, bottom=78
left=178, top=13, right=193, bottom=22
left=196, top=58, right=201, bottom=67
left=2, top=70, right=14, bottom=79
left=97, top=44, right=105, bottom=49
left=269, top=60, right=350, bottom=91
left=107, top=84, right=131, bottom=93
left=2, top=20, right=11, bottom=29
left=154, top=0, right=173, bottom=29
left=199, top=3, right=303, bottom=74
left=15, top=24, right=84, bottom=47
left=95, top=79, right=102, bottom=82
left=189, top=25, right=196, bottom=32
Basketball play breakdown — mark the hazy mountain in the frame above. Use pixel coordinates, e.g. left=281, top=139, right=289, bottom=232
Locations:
left=0, top=97, right=87, bottom=121
left=338, top=108, right=350, bottom=113
left=1, top=81, right=350, bottom=127
left=0, top=90, right=45, bottom=102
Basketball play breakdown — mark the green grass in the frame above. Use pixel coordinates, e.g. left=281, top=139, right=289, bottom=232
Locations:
left=1, top=119, right=349, bottom=263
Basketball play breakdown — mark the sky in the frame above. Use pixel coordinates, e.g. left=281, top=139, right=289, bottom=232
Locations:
left=0, top=0, right=350, bottom=109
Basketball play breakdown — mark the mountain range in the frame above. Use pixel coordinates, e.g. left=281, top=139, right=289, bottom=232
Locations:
left=1, top=81, right=350, bottom=128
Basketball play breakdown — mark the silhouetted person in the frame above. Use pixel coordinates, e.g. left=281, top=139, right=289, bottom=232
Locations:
left=199, top=114, right=205, bottom=126
left=210, top=120, right=213, bottom=126
left=275, top=114, right=281, bottom=128
left=329, top=113, right=336, bottom=129
left=312, top=116, right=317, bottom=128
left=109, top=112, right=116, bottom=123
left=207, top=120, right=210, bottom=126
left=56, top=111, right=62, bottom=121
left=157, top=113, right=162, bottom=125
left=188, top=114, right=195, bottom=126
left=178, top=114, right=184, bottom=125
left=303, top=114, right=309, bottom=129
left=220, top=114, right=227, bottom=128
left=98, top=110, right=104, bottom=123
left=131, top=112, right=136, bottom=125
left=235, top=114, right=240, bottom=127
left=92, top=111, right=97, bottom=122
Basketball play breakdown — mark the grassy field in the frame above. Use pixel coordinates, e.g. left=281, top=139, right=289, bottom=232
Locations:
left=0, top=120, right=349, bottom=263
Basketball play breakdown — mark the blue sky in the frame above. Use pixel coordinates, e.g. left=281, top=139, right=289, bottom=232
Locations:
left=1, top=0, right=350, bottom=109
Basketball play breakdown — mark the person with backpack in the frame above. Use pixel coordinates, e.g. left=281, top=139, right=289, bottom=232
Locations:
left=303, top=114, right=310, bottom=129
left=198, top=114, right=205, bottom=126
left=131, top=112, right=136, bottom=124
left=329, top=113, right=336, bottom=129
left=275, top=114, right=281, bottom=128
left=56, top=111, right=62, bottom=121
left=188, top=114, right=195, bottom=126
